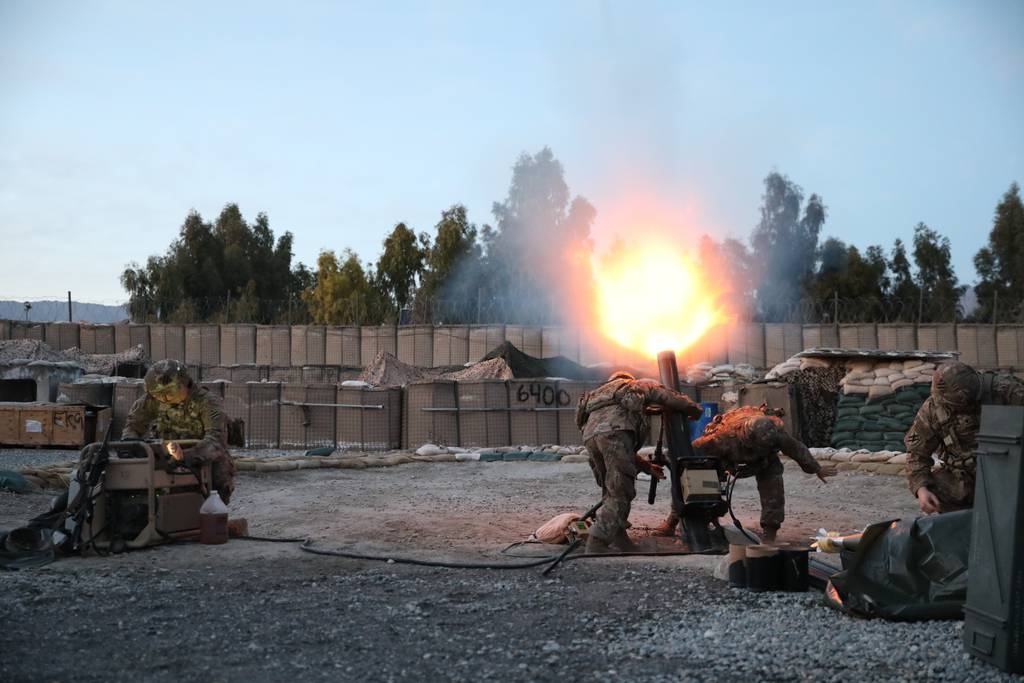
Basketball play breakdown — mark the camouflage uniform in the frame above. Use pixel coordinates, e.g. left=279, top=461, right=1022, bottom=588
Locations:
left=578, top=376, right=701, bottom=546
left=905, top=362, right=1024, bottom=512
left=661, top=406, right=822, bottom=538
left=123, top=360, right=236, bottom=503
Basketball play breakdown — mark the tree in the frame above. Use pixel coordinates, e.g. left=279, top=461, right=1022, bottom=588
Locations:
left=888, top=238, right=919, bottom=320
left=304, top=249, right=382, bottom=325
left=375, top=222, right=426, bottom=314
left=913, top=222, right=965, bottom=322
left=120, top=204, right=308, bottom=323
left=699, top=235, right=757, bottom=317
left=973, top=183, right=1024, bottom=322
left=485, top=147, right=595, bottom=323
left=807, top=238, right=890, bottom=321
left=413, top=204, right=484, bottom=323
left=750, top=172, right=825, bottom=319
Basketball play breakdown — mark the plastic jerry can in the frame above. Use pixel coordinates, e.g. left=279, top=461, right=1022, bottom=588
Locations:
left=199, top=491, right=229, bottom=545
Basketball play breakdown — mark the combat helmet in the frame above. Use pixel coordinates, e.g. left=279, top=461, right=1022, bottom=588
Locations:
left=931, top=361, right=981, bottom=410
left=144, top=359, right=195, bottom=403
left=608, top=371, right=635, bottom=382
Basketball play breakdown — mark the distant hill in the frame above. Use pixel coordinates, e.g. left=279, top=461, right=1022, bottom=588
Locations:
left=0, top=300, right=129, bottom=323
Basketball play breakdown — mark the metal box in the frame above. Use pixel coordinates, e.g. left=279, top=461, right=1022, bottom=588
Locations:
left=963, top=405, right=1024, bottom=674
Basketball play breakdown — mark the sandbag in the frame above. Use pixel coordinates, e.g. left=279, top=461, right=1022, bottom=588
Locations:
left=883, top=432, right=908, bottom=441
left=836, top=407, right=860, bottom=419
left=830, top=431, right=856, bottom=443
left=834, top=419, right=864, bottom=432
left=533, top=513, right=579, bottom=544
left=859, top=405, right=885, bottom=416
left=886, top=404, right=915, bottom=416
left=856, top=432, right=884, bottom=442
left=876, top=417, right=907, bottom=431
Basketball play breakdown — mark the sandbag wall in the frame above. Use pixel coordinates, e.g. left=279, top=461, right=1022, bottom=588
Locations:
left=10, top=319, right=1024, bottom=371
left=831, top=385, right=930, bottom=452
left=825, top=359, right=938, bottom=451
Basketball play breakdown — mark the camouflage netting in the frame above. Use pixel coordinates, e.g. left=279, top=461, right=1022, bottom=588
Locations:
left=0, top=339, right=146, bottom=376
left=779, top=365, right=846, bottom=447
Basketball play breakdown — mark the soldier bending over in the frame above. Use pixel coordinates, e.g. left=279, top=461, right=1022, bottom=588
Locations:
left=576, top=371, right=702, bottom=554
left=653, top=405, right=835, bottom=542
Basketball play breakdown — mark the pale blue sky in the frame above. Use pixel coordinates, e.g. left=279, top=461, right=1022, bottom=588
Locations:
left=1, top=1, right=1021, bottom=302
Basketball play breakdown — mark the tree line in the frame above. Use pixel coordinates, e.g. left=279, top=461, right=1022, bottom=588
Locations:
left=122, top=149, right=1023, bottom=326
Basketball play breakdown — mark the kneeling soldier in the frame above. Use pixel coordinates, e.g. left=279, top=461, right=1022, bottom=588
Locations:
left=123, top=360, right=236, bottom=504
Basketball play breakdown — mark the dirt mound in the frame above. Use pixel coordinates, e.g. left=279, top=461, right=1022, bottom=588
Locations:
left=441, top=357, right=514, bottom=382
left=358, top=351, right=426, bottom=386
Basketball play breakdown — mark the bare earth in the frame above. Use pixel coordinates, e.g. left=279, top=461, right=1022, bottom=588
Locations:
left=0, top=458, right=1015, bottom=682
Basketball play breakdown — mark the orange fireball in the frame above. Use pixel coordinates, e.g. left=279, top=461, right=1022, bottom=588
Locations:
left=592, top=241, right=733, bottom=358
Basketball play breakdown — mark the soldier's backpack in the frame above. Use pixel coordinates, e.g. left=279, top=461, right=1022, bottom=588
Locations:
left=574, top=379, right=633, bottom=430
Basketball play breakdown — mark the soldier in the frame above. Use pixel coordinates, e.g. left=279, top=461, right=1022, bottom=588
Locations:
left=123, top=359, right=236, bottom=504
left=652, top=405, right=835, bottom=542
left=576, top=371, right=703, bottom=554
left=905, top=361, right=1024, bottom=515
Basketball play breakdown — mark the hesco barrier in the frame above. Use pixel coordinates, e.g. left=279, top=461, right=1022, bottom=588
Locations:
left=216, top=381, right=403, bottom=450
left=916, top=323, right=957, bottom=353
left=405, top=378, right=596, bottom=449
left=432, top=326, right=470, bottom=366
left=504, top=325, right=543, bottom=358
left=802, top=324, right=840, bottom=350
left=326, top=326, right=361, bottom=366
left=956, top=324, right=998, bottom=368
left=996, top=325, right=1024, bottom=368
left=361, top=325, right=397, bottom=362
left=469, top=325, right=506, bottom=363
left=57, top=382, right=114, bottom=408
left=114, top=324, right=131, bottom=354
left=11, top=320, right=1024, bottom=370
left=839, top=324, right=878, bottom=350
left=397, top=325, right=434, bottom=367
left=877, top=324, right=917, bottom=351
left=111, top=381, right=145, bottom=438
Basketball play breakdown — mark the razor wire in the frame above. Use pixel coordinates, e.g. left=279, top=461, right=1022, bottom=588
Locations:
left=46, top=292, right=1024, bottom=326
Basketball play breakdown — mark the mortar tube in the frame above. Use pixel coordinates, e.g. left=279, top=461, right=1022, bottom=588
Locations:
left=657, top=350, right=723, bottom=552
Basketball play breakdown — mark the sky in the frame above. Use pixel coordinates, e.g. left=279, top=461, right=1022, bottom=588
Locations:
left=1, top=1, right=1022, bottom=303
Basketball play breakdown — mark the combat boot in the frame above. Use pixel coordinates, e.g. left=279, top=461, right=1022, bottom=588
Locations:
left=611, top=529, right=641, bottom=553
left=651, top=517, right=678, bottom=537
left=585, top=535, right=611, bottom=554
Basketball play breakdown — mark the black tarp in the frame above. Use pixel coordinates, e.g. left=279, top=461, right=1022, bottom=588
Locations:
left=481, top=342, right=608, bottom=381
left=824, top=510, right=971, bottom=621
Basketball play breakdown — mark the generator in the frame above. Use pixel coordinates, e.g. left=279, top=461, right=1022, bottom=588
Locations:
left=67, top=440, right=211, bottom=553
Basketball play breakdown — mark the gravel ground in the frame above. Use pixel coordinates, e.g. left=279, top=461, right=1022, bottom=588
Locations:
left=0, top=455, right=1017, bottom=682
left=0, top=447, right=79, bottom=470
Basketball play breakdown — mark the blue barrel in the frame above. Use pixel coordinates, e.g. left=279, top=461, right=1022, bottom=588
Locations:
left=689, top=402, right=719, bottom=441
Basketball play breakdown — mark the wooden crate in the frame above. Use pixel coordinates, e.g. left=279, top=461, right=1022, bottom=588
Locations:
left=0, top=403, right=111, bottom=448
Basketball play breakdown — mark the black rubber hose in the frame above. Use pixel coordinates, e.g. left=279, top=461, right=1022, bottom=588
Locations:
left=297, top=538, right=582, bottom=571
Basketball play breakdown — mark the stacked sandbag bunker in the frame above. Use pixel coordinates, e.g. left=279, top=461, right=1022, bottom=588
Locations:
left=831, top=358, right=942, bottom=451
